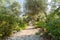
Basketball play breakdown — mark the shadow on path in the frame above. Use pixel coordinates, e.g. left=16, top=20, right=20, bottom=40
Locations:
left=8, top=35, right=44, bottom=40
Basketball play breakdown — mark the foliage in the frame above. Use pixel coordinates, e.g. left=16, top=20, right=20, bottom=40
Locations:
left=0, top=0, right=27, bottom=40
left=0, top=10, right=27, bottom=40
left=0, top=13, right=16, bottom=39
left=45, top=7, right=60, bottom=40
left=9, top=1, right=21, bottom=16
left=14, top=18, right=27, bottom=31
left=0, top=0, right=17, bottom=6
left=34, top=14, right=46, bottom=28
left=36, top=7, right=60, bottom=40
left=45, top=18, right=60, bottom=40
left=35, top=21, right=46, bottom=28
left=24, top=0, right=46, bottom=18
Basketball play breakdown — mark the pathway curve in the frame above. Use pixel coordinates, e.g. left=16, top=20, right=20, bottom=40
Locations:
left=8, top=26, right=44, bottom=40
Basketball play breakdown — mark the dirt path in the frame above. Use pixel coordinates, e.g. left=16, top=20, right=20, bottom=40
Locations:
left=12, top=26, right=40, bottom=36
left=8, top=26, right=44, bottom=40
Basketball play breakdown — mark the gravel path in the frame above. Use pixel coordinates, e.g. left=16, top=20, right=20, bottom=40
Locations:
left=8, top=26, right=44, bottom=40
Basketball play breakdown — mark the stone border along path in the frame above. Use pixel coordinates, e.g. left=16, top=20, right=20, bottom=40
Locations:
left=8, top=26, right=44, bottom=40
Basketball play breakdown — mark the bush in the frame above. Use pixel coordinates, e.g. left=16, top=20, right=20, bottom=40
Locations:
left=14, top=20, right=27, bottom=31
left=0, top=14, right=27, bottom=40
left=37, top=7, right=60, bottom=40
left=37, top=18, right=60, bottom=40
left=35, top=21, right=46, bottom=28
left=14, top=17, right=27, bottom=31
left=45, top=16, right=60, bottom=40
left=45, top=8, right=60, bottom=40
left=0, top=14, right=16, bottom=39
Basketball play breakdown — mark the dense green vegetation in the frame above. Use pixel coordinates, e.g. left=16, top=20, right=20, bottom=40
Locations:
left=0, top=13, right=16, bottom=39
left=44, top=7, right=60, bottom=40
left=0, top=8, right=27, bottom=40
left=0, top=0, right=60, bottom=40
left=0, top=0, right=27, bottom=40
left=24, top=0, right=60, bottom=40
left=35, top=7, right=60, bottom=40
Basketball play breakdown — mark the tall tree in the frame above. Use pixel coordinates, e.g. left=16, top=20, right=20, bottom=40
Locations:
left=24, top=0, right=47, bottom=18
left=9, top=1, right=21, bottom=16
left=0, top=0, right=17, bottom=6
left=0, top=0, right=21, bottom=39
left=50, top=0, right=60, bottom=13
left=0, top=0, right=21, bottom=17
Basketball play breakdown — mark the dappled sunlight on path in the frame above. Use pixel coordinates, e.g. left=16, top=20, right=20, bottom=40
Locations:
left=12, top=28, right=40, bottom=37
left=9, top=26, right=44, bottom=40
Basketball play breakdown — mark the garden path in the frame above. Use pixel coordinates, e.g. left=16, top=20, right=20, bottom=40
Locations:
left=8, top=26, right=44, bottom=40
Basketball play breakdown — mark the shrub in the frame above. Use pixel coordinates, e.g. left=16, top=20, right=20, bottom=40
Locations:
left=44, top=16, right=60, bottom=40
left=35, top=21, right=46, bottom=28
left=0, top=14, right=27, bottom=40
left=0, top=14, right=16, bottom=39
left=45, top=7, right=60, bottom=39
left=14, top=20, right=27, bottom=31
left=37, top=7, right=60, bottom=40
